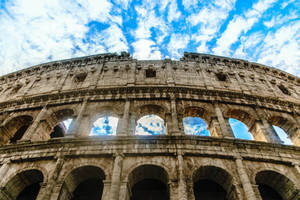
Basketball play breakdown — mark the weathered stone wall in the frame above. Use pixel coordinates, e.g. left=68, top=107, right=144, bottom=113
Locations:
left=0, top=52, right=299, bottom=200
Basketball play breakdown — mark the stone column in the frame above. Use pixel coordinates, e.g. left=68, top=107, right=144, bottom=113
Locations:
left=169, top=181, right=177, bottom=200
left=22, top=105, right=48, bottom=141
left=214, top=104, right=235, bottom=138
left=293, top=163, right=300, bottom=179
left=255, top=108, right=282, bottom=144
left=117, top=100, right=131, bottom=136
left=208, top=117, right=222, bottom=137
left=119, top=181, right=130, bottom=200
left=186, top=178, right=195, bottom=200
left=110, top=153, right=124, bottom=200
left=68, top=98, right=88, bottom=137
left=235, top=156, right=257, bottom=200
left=177, top=152, right=188, bottom=200
left=0, top=161, right=10, bottom=186
left=37, top=157, right=65, bottom=200
left=252, top=184, right=263, bottom=200
left=169, top=95, right=180, bottom=135
left=101, top=180, right=111, bottom=200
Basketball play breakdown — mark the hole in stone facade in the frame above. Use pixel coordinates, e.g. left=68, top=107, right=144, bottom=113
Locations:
left=278, top=85, right=290, bottom=95
left=216, top=72, right=227, bottom=81
left=145, top=68, right=156, bottom=78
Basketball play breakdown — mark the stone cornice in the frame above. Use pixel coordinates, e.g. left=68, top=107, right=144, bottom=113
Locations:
left=0, top=86, right=299, bottom=114
left=0, top=136, right=298, bottom=165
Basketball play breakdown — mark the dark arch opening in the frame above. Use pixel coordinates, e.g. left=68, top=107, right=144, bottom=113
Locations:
left=129, top=165, right=169, bottom=200
left=193, top=166, right=236, bottom=200
left=194, top=179, right=227, bottom=200
left=50, top=123, right=67, bottom=138
left=72, top=178, right=103, bottom=200
left=258, top=184, right=283, bottom=200
left=10, top=125, right=30, bottom=143
left=0, top=169, right=44, bottom=200
left=58, top=166, right=105, bottom=200
left=255, top=170, right=300, bottom=200
left=131, top=179, right=168, bottom=200
left=0, top=115, right=33, bottom=144
left=17, top=182, right=41, bottom=200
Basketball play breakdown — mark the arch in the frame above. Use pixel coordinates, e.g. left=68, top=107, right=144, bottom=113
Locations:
left=136, top=104, right=166, bottom=120
left=226, top=109, right=255, bottom=129
left=128, top=164, right=169, bottom=200
left=0, top=169, right=44, bottom=200
left=183, top=106, right=211, bottom=123
left=255, top=170, right=300, bottom=200
left=0, top=115, right=33, bottom=144
left=228, top=118, right=254, bottom=140
left=135, top=114, right=166, bottom=135
left=58, top=165, right=106, bottom=200
left=48, top=109, right=75, bottom=139
left=182, top=107, right=211, bottom=136
left=193, top=165, right=238, bottom=200
left=269, top=115, right=299, bottom=145
left=90, top=115, right=119, bottom=136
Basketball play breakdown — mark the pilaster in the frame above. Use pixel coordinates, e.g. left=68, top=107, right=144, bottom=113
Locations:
left=235, top=156, right=257, bottom=200
left=255, top=108, right=282, bottom=144
left=117, top=100, right=131, bottom=136
left=68, top=98, right=88, bottom=137
left=22, top=105, right=48, bottom=141
left=214, top=103, right=235, bottom=138
left=110, top=153, right=124, bottom=200
left=177, top=152, right=188, bottom=200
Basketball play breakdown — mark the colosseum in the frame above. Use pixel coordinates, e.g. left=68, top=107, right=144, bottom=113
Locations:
left=0, top=52, right=299, bottom=200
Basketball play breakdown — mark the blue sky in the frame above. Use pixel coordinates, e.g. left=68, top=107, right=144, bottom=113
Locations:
left=0, top=0, right=299, bottom=76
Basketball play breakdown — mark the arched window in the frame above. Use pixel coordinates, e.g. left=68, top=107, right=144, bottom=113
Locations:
left=183, top=117, right=210, bottom=136
left=135, top=114, right=166, bottom=135
left=90, top=116, right=119, bottom=136
left=50, top=118, right=73, bottom=138
left=272, top=125, right=293, bottom=145
left=228, top=118, right=253, bottom=140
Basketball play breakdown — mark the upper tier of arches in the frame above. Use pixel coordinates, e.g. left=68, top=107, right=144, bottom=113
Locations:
left=0, top=100, right=299, bottom=146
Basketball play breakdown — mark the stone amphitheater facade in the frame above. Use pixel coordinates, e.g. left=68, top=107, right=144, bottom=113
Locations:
left=0, top=52, right=299, bottom=200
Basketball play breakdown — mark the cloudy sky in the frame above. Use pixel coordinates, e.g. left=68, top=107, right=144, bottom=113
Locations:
left=0, top=0, right=299, bottom=77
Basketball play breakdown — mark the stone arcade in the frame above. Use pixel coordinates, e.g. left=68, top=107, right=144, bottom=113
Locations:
left=0, top=52, right=299, bottom=200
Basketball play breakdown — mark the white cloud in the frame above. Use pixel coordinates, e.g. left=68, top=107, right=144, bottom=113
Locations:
left=188, top=0, right=236, bottom=52
left=132, top=39, right=161, bottom=60
left=233, top=32, right=265, bottom=59
left=280, top=0, right=296, bottom=9
left=167, top=1, right=181, bottom=22
left=182, top=0, right=198, bottom=10
left=257, top=21, right=300, bottom=77
left=167, top=34, right=189, bottom=59
left=0, top=0, right=129, bottom=76
left=114, top=0, right=132, bottom=10
left=213, top=0, right=277, bottom=56
left=263, top=12, right=298, bottom=28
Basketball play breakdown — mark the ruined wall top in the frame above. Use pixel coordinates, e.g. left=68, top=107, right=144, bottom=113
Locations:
left=0, top=52, right=299, bottom=114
